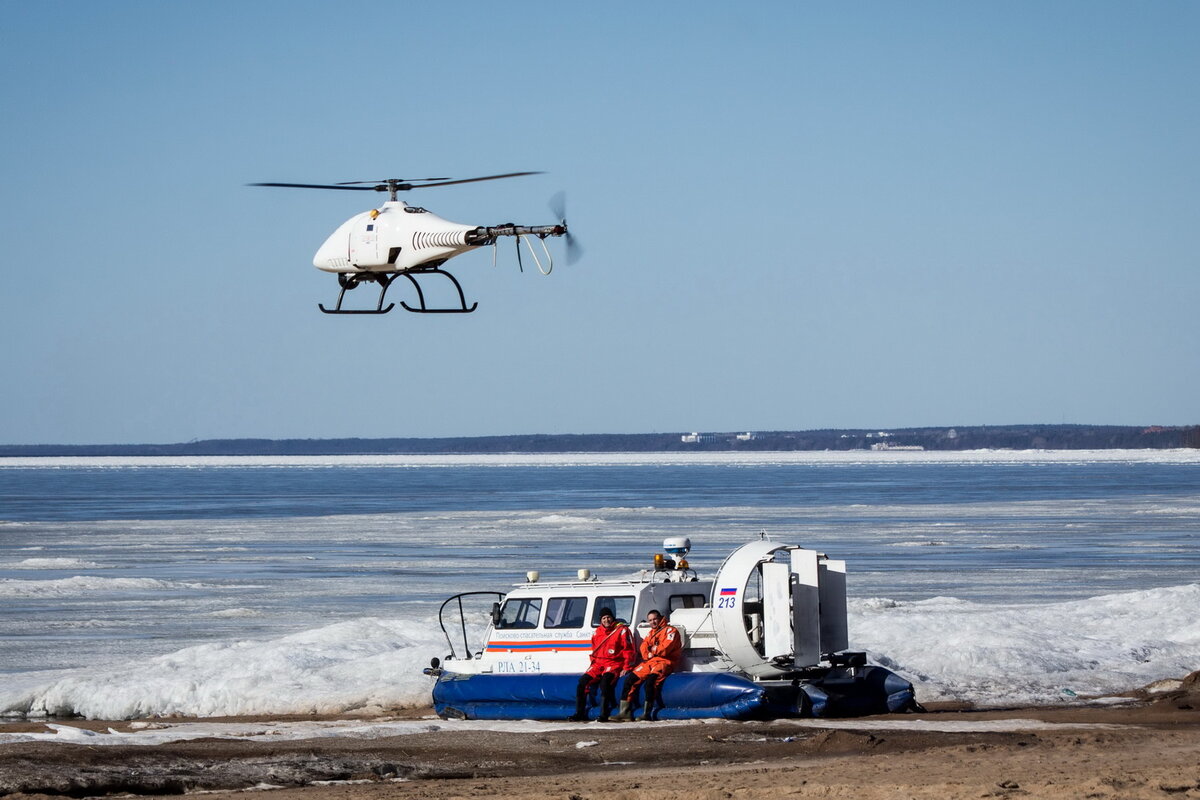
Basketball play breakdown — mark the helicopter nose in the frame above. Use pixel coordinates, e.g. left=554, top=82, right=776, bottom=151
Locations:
left=313, top=229, right=350, bottom=271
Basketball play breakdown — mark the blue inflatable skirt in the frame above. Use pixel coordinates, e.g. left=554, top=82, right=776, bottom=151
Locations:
left=433, top=667, right=915, bottom=721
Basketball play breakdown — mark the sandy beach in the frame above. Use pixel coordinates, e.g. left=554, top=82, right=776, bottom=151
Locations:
left=2, top=673, right=1198, bottom=800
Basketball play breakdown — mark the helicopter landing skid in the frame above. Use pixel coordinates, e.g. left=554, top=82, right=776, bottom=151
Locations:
left=319, top=268, right=477, bottom=315
left=319, top=273, right=397, bottom=314
left=398, top=267, right=478, bottom=314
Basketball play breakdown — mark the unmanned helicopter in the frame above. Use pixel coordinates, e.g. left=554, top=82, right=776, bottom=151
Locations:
left=251, top=172, right=578, bottom=315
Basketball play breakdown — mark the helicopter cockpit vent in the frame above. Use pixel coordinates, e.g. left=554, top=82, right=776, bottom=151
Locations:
left=413, top=230, right=470, bottom=250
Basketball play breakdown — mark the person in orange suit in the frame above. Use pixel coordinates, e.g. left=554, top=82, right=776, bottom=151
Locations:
left=615, top=609, right=681, bottom=721
left=569, top=607, right=636, bottom=721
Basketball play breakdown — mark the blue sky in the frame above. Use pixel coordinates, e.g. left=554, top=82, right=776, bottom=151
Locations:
left=2, top=1, right=1197, bottom=444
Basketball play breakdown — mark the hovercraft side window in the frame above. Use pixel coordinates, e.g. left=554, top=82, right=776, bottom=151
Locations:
left=545, top=596, right=588, bottom=629
left=590, top=595, right=635, bottom=627
left=496, top=597, right=542, bottom=629
left=668, top=593, right=707, bottom=612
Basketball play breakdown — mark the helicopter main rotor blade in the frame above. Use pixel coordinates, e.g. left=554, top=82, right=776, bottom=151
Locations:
left=250, top=172, right=542, bottom=193
left=416, top=171, right=543, bottom=188
left=248, top=182, right=380, bottom=191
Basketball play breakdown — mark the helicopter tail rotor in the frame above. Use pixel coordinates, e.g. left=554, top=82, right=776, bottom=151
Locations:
left=549, top=191, right=583, bottom=265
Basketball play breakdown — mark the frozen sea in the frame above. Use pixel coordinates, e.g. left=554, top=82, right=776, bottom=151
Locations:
left=1, top=450, right=1198, bottom=720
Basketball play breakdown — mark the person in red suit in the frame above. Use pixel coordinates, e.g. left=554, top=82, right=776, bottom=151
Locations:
left=569, top=607, right=636, bottom=721
left=615, top=609, right=681, bottom=721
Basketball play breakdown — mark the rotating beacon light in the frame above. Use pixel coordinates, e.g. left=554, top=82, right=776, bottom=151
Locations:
left=655, top=536, right=692, bottom=570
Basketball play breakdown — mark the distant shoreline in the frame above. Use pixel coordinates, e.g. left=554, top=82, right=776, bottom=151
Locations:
left=3, top=450, right=1200, bottom=469
left=1, top=424, right=1197, bottom=456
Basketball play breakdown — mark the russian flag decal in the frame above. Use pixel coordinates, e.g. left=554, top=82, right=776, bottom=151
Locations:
left=719, top=587, right=737, bottom=596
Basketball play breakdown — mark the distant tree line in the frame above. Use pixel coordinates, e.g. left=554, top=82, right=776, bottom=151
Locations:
left=1, top=425, right=1197, bottom=456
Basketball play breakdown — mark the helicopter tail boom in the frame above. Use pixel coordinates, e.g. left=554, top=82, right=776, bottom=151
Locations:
left=465, top=223, right=567, bottom=245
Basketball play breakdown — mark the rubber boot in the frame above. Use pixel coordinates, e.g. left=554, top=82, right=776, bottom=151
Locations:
left=613, top=700, right=633, bottom=721
left=597, top=699, right=612, bottom=722
left=567, top=692, right=588, bottom=722
left=639, top=700, right=655, bottom=721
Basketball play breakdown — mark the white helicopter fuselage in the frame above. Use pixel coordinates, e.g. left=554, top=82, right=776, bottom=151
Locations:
left=314, top=200, right=479, bottom=274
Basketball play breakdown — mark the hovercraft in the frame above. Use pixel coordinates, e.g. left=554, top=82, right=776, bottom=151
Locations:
left=425, top=537, right=917, bottom=721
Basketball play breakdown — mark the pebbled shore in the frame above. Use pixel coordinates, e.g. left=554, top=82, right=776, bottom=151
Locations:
left=2, top=674, right=1198, bottom=800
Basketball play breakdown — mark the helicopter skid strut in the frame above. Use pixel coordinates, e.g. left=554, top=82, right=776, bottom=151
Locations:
left=319, top=269, right=476, bottom=315
left=399, top=267, right=478, bottom=314
left=319, top=272, right=395, bottom=314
